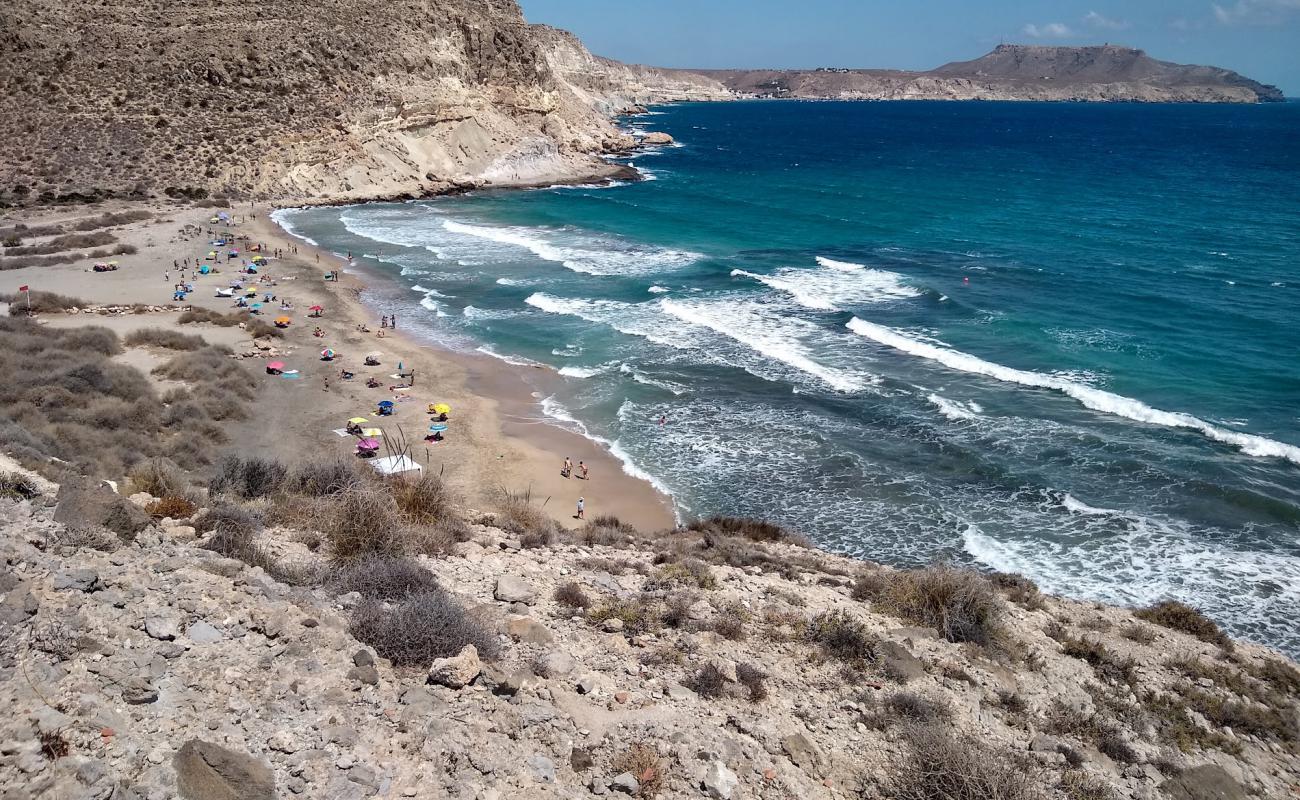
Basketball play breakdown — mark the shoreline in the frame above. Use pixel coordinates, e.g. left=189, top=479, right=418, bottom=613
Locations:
left=250, top=206, right=680, bottom=532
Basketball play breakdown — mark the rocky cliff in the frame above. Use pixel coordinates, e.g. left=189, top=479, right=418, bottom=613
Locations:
left=3, top=461, right=1299, bottom=799
left=698, top=45, right=1284, bottom=103
left=530, top=25, right=734, bottom=114
left=0, top=0, right=634, bottom=207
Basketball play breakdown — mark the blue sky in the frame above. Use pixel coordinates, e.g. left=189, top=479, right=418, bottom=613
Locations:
left=519, top=0, right=1300, bottom=93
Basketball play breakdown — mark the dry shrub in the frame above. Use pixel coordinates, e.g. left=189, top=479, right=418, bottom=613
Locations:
left=285, top=459, right=360, bottom=497
left=588, top=598, right=661, bottom=635
left=554, top=581, right=592, bottom=610
left=996, top=690, right=1029, bottom=714
left=349, top=590, right=498, bottom=667
left=1134, top=601, right=1233, bottom=651
left=0, top=471, right=39, bottom=500
left=146, top=494, right=197, bottom=520
left=711, top=602, right=749, bottom=641
left=178, top=307, right=283, bottom=338
left=646, top=558, right=717, bottom=590
left=208, top=455, right=287, bottom=499
left=38, top=730, right=70, bottom=761
left=890, top=723, right=1042, bottom=800
left=990, top=572, right=1047, bottom=610
left=863, top=691, right=954, bottom=729
left=580, top=513, right=635, bottom=546
left=391, top=472, right=455, bottom=525
left=0, top=291, right=89, bottom=314
left=1057, top=635, right=1136, bottom=687
left=326, top=482, right=407, bottom=563
left=735, top=662, right=768, bottom=702
left=1059, top=771, right=1118, bottom=800
left=195, top=504, right=261, bottom=538
left=124, top=327, right=207, bottom=351
left=1121, top=623, right=1156, bottom=644
left=70, top=209, right=152, bottom=231
left=331, top=555, right=441, bottom=601
left=496, top=491, right=557, bottom=546
left=199, top=506, right=316, bottom=585
left=610, top=742, right=664, bottom=798
left=127, top=457, right=185, bottom=497
left=868, top=565, right=1006, bottom=646
left=686, top=663, right=727, bottom=699
left=806, top=609, right=877, bottom=665
left=686, top=514, right=801, bottom=544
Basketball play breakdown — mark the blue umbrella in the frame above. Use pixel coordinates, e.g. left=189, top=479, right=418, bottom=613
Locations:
left=378, top=400, right=395, bottom=408
left=428, top=423, right=448, bottom=432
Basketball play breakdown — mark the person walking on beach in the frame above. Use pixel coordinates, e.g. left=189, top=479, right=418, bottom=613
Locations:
left=576, top=496, right=585, bottom=520
left=578, top=461, right=588, bottom=480
left=562, top=457, right=572, bottom=478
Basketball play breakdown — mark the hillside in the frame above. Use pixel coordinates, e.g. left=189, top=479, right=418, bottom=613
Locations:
left=697, top=45, right=1284, bottom=103
left=2, top=454, right=1299, bottom=799
left=0, top=0, right=636, bottom=207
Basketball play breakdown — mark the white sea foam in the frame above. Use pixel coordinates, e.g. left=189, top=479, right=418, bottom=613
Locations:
left=474, top=345, right=542, bottom=367
left=1060, top=494, right=1121, bottom=516
left=926, top=393, right=982, bottom=421
left=558, top=365, right=605, bottom=378
left=662, top=298, right=865, bottom=392
left=815, top=256, right=865, bottom=272
left=525, top=293, right=695, bottom=350
left=847, top=317, right=1300, bottom=465
left=496, top=278, right=530, bottom=286
left=648, top=285, right=671, bottom=294
left=417, top=296, right=449, bottom=317
left=618, top=363, right=689, bottom=395
left=730, top=261, right=919, bottom=311
left=442, top=220, right=698, bottom=276
left=539, top=396, right=678, bottom=503
left=269, top=209, right=319, bottom=246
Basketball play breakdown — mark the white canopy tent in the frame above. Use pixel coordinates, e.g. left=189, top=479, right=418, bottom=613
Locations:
left=369, top=455, right=422, bottom=476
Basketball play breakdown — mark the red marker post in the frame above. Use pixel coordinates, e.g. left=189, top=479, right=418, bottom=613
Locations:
left=17, top=284, right=30, bottom=315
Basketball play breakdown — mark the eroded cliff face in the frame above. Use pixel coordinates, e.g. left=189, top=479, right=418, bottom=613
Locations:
left=530, top=25, right=734, bottom=114
left=0, top=0, right=631, bottom=206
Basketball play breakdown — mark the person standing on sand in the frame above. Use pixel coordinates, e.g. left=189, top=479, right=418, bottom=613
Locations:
left=576, top=496, right=585, bottom=520
left=579, top=461, right=588, bottom=480
left=391, top=315, right=397, bottom=329
left=562, top=457, right=572, bottom=478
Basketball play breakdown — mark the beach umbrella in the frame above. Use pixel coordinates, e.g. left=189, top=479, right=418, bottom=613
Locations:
left=431, top=403, right=451, bottom=415
left=309, top=305, right=324, bottom=312
left=357, top=437, right=380, bottom=450
left=267, top=361, right=285, bottom=371
left=274, top=316, right=291, bottom=325
left=377, top=400, right=394, bottom=408
left=348, top=417, right=369, bottom=425
left=245, top=288, right=257, bottom=295
left=321, top=348, right=335, bottom=359
left=366, top=351, right=382, bottom=360
left=428, top=423, right=448, bottom=433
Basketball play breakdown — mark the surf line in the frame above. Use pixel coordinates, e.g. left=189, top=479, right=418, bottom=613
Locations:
left=846, top=316, right=1300, bottom=466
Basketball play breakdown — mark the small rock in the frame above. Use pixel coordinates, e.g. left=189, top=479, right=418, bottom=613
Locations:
left=187, top=621, right=223, bottom=644
left=53, top=569, right=100, bottom=593
left=610, top=772, right=640, bottom=794
left=352, top=650, right=374, bottom=667
left=146, top=614, right=181, bottom=641
left=1029, top=733, right=1064, bottom=753
left=601, top=617, right=624, bottom=633
left=687, top=599, right=713, bottom=621
left=614, top=691, right=629, bottom=704
left=576, top=674, right=599, bottom=695
left=174, top=740, right=275, bottom=800
left=347, top=664, right=380, bottom=686
left=526, top=754, right=556, bottom=783
left=570, top=747, right=595, bottom=773
left=781, top=733, right=825, bottom=774
left=428, top=645, right=481, bottom=689
left=534, top=650, right=576, bottom=679
left=702, top=761, right=739, bottom=799
left=121, top=678, right=158, bottom=705
left=494, top=576, right=537, bottom=604
left=267, top=731, right=300, bottom=754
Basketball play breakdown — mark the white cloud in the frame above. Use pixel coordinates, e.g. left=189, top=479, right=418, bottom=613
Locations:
left=1083, top=11, right=1130, bottom=30
left=1212, top=0, right=1300, bottom=25
left=1022, top=22, right=1074, bottom=38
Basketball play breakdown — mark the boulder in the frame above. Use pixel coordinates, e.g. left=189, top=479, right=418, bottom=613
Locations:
left=702, top=761, right=739, bottom=799
left=174, top=740, right=275, bottom=800
left=527, top=754, right=556, bottom=783
left=428, top=645, right=481, bottom=689
left=641, top=132, right=674, bottom=145
left=145, top=613, right=181, bottom=641
left=1160, top=765, right=1248, bottom=800
left=877, top=640, right=926, bottom=683
left=780, top=733, right=824, bottom=774
left=610, top=772, right=639, bottom=794
left=54, top=476, right=151, bottom=540
left=494, top=575, right=537, bottom=604
left=505, top=616, right=554, bottom=645
left=534, top=650, right=577, bottom=679
left=186, top=621, right=223, bottom=644
left=52, top=569, right=101, bottom=593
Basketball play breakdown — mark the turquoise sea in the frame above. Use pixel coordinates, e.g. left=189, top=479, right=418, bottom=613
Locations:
left=276, top=100, right=1300, bottom=655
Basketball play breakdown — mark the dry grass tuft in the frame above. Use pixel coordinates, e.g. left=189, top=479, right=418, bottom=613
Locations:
left=124, top=327, right=208, bottom=351
left=0, top=471, right=39, bottom=500
left=859, top=565, right=1007, bottom=647
left=735, top=662, right=768, bottom=702
left=890, top=722, right=1042, bottom=800
left=554, top=581, right=592, bottom=610
left=610, top=742, right=664, bottom=797
left=1134, top=601, right=1233, bottom=651
left=686, top=663, right=728, bottom=699
left=146, top=494, right=197, bottom=520
left=806, top=609, right=877, bottom=665
left=331, top=555, right=441, bottom=601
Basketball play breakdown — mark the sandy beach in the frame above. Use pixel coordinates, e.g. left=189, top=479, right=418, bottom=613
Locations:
left=0, top=200, right=676, bottom=531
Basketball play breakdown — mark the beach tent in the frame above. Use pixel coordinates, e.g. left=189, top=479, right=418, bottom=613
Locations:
left=199, top=265, right=210, bottom=275
left=321, top=349, right=335, bottom=361
left=369, top=455, right=422, bottom=476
